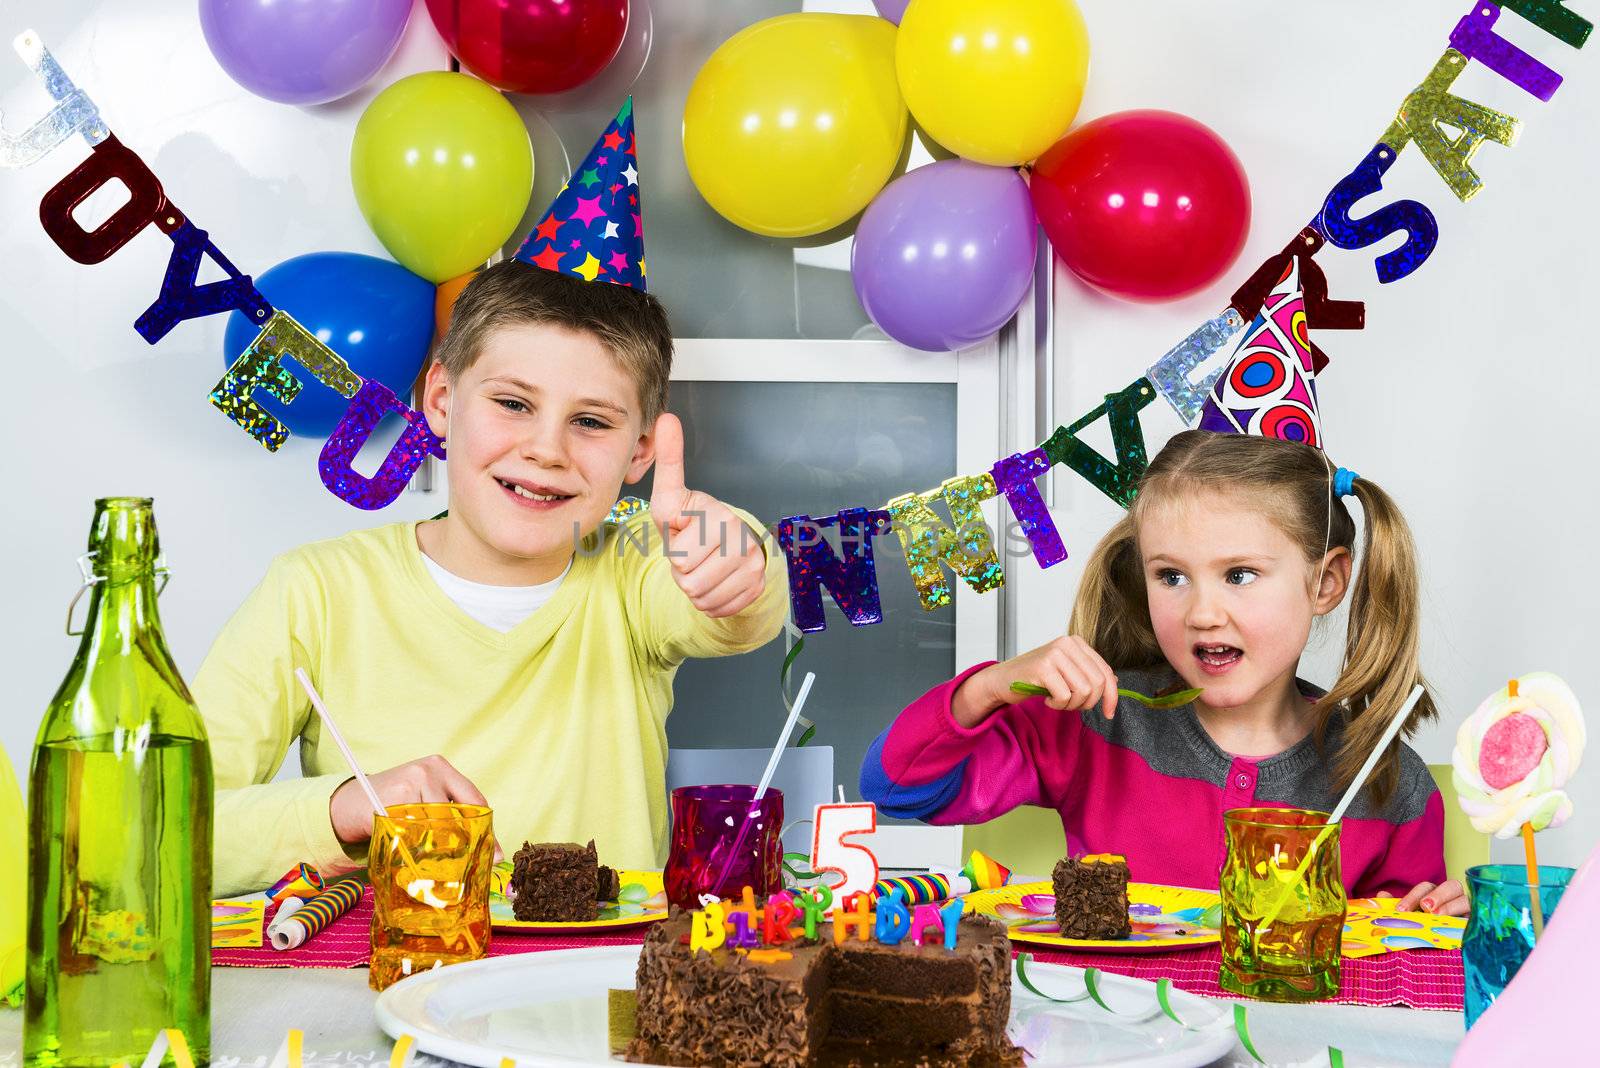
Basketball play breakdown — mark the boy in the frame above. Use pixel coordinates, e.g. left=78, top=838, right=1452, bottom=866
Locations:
left=196, top=263, right=788, bottom=896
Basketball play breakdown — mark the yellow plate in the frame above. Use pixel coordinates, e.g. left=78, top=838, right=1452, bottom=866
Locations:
left=963, top=881, right=1222, bottom=953
left=1341, top=896, right=1465, bottom=958
left=489, top=866, right=668, bottom=933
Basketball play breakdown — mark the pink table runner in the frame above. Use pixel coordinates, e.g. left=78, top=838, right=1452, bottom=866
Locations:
left=216, top=888, right=1463, bottom=1012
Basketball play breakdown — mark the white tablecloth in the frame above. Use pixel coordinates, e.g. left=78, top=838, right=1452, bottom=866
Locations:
left=0, top=967, right=1464, bottom=1068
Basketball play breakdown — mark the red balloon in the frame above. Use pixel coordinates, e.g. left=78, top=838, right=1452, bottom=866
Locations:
left=1030, top=110, right=1251, bottom=303
left=425, top=0, right=629, bottom=95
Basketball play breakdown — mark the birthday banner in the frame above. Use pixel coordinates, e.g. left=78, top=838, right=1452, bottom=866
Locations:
left=0, top=3, right=1589, bottom=564
left=775, top=0, right=1590, bottom=633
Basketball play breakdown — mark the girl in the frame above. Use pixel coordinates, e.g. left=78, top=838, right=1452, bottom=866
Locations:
left=860, top=430, right=1464, bottom=915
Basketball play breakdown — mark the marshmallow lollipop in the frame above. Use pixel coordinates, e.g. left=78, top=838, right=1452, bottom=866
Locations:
left=1453, top=672, right=1585, bottom=839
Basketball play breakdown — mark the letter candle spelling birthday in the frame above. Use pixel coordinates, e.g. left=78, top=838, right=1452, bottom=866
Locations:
left=685, top=887, right=961, bottom=955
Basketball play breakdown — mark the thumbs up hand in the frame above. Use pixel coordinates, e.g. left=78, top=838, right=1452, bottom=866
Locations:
left=648, top=413, right=769, bottom=619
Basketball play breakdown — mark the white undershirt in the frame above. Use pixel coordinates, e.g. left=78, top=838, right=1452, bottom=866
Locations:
left=419, top=552, right=570, bottom=633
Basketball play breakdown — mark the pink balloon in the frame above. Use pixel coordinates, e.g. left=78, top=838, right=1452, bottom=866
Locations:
left=1455, top=846, right=1597, bottom=1064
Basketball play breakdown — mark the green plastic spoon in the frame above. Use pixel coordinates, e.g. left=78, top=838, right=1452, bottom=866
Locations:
left=1009, top=680, right=1203, bottom=709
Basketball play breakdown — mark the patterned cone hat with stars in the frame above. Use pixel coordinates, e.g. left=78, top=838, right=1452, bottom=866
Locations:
left=513, top=97, right=645, bottom=290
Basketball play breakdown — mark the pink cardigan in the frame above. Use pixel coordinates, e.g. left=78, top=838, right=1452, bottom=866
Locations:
left=860, top=663, right=1446, bottom=897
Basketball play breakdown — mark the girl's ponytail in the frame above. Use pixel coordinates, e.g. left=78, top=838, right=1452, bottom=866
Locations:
left=1317, top=476, right=1438, bottom=806
left=1068, top=514, right=1162, bottom=670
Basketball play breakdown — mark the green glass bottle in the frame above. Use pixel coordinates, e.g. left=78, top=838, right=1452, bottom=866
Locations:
left=25, top=498, right=212, bottom=1067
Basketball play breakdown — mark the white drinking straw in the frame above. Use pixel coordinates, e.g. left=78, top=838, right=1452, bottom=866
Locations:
left=293, top=669, right=480, bottom=955
left=708, top=672, right=816, bottom=895
left=1257, top=683, right=1426, bottom=933
left=295, top=668, right=386, bottom=818
left=752, top=672, right=816, bottom=802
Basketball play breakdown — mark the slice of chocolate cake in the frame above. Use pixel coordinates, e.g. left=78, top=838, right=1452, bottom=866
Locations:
left=1052, top=853, right=1131, bottom=940
left=627, top=907, right=1022, bottom=1068
left=597, top=864, right=621, bottom=903
left=509, top=840, right=599, bottom=922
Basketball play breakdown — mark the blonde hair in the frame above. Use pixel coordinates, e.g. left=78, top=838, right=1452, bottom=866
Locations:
left=1068, top=430, right=1435, bottom=807
left=434, top=260, right=674, bottom=425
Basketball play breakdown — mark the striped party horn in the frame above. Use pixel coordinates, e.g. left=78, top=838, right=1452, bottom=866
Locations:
left=270, top=877, right=363, bottom=951
left=266, top=862, right=324, bottom=905
left=870, top=871, right=973, bottom=907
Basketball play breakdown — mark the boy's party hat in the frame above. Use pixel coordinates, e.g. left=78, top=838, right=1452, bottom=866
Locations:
left=513, top=97, right=645, bottom=291
left=1198, top=258, right=1321, bottom=448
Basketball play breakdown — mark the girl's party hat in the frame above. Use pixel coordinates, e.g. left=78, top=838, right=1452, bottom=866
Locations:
left=1198, top=258, right=1322, bottom=448
left=513, top=98, right=645, bottom=291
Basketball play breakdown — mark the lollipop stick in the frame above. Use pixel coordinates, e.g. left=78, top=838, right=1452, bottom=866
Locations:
left=1521, top=822, right=1545, bottom=940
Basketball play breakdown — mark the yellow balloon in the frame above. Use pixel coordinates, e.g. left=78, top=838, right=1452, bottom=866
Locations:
left=683, top=13, right=907, bottom=238
left=897, top=0, right=1090, bottom=166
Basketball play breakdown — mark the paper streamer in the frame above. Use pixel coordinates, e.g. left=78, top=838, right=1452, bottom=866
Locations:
left=266, top=862, right=324, bottom=905
left=210, top=899, right=266, bottom=949
left=265, top=1030, right=304, bottom=1068
left=776, top=508, right=890, bottom=633
left=1039, top=378, right=1158, bottom=509
left=114, top=1029, right=196, bottom=1068
left=270, top=877, right=362, bottom=951
left=1, top=30, right=107, bottom=168
left=1317, top=144, right=1440, bottom=283
left=1382, top=49, right=1521, bottom=202
left=885, top=474, right=1003, bottom=611
left=778, top=620, right=817, bottom=747
left=1014, top=955, right=1346, bottom=1067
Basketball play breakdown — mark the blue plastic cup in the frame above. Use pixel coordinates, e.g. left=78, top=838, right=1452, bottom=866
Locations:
left=1462, top=863, right=1574, bottom=1029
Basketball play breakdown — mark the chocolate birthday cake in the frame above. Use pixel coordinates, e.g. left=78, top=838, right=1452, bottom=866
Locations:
left=627, top=899, right=1021, bottom=1068
left=508, top=839, right=604, bottom=922
left=1052, top=853, right=1131, bottom=940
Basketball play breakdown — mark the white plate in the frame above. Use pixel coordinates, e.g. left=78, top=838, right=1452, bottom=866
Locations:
left=374, top=946, right=1238, bottom=1068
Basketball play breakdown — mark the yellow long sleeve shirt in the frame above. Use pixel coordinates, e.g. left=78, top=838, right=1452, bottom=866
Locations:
left=193, top=509, right=788, bottom=897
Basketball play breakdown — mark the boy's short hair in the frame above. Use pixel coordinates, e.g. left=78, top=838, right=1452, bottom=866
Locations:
left=435, top=261, right=673, bottom=426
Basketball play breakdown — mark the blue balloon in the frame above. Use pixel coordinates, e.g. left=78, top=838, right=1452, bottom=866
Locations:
left=222, top=252, right=435, bottom=439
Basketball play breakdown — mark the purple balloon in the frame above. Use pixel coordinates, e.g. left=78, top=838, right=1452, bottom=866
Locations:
left=200, top=0, right=413, bottom=106
left=873, top=0, right=911, bottom=23
left=852, top=160, right=1038, bottom=352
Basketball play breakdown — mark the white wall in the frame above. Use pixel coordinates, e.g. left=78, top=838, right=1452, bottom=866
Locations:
left=2, top=0, right=1596, bottom=875
left=0, top=1, right=452, bottom=784
left=1024, top=1, right=1600, bottom=869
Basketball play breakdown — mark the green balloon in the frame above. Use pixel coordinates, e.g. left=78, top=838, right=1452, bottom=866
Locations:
left=351, top=72, right=533, bottom=283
